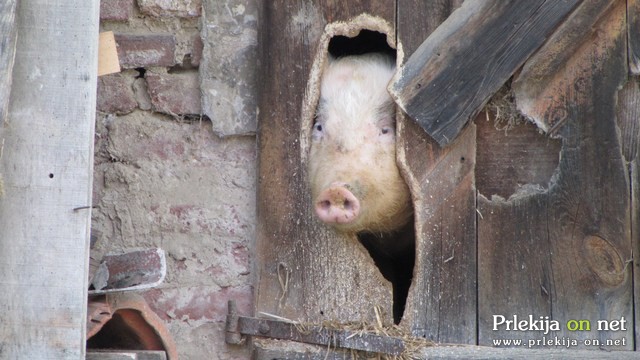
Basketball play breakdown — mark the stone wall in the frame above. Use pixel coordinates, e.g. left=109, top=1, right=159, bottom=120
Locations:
left=93, top=1, right=257, bottom=358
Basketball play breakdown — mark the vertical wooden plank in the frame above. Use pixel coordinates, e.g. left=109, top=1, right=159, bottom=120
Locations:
left=629, top=0, right=640, bottom=74
left=397, top=1, right=476, bottom=344
left=479, top=0, right=632, bottom=348
left=0, top=0, right=17, bottom=126
left=615, top=78, right=640, bottom=349
left=256, top=1, right=398, bottom=326
left=0, top=0, right=99, bottom=358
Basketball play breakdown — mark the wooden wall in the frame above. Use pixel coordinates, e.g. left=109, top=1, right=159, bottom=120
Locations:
left=256, top=0, right=639, bottom=355
left=0, top=0, right=99, bottom=357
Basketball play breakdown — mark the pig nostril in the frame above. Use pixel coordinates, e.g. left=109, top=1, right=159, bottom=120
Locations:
left=343, top=199, right=351, bottom=210
left=319, top=200, right=331, bottom=210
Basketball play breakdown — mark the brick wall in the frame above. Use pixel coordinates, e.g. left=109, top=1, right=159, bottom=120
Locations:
left=94, top=1, right=257, bottom=359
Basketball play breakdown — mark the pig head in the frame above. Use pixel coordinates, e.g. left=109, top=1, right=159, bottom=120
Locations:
left=308, top=53, right=413, bottom=234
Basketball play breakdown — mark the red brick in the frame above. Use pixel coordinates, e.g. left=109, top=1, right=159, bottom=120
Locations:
left=190, top=34, right=203, bottom=67
left=100, top=0, right=134, bottom=21
left=115, top=34, right=176, bottom=69
left=145, top=70, right=201, bottom=115
left=97, top=73, right=137, bottom=114
left=137, top=0, right=202, bottom=18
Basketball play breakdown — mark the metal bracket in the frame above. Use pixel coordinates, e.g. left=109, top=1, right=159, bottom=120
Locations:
left=225, top=300, right=406, bottom=356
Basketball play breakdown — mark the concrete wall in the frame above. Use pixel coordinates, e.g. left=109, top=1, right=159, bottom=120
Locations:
left=93, top=1, right=257, bottom=358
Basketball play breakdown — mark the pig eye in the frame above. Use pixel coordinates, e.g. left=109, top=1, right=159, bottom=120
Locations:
left=380, top=126, right=394, bottom=135
left=312, top=122, right=324, bottom=141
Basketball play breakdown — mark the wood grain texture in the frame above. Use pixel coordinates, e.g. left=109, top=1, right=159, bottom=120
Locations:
left=475, top=113, right=561, bottom=200
left=256, top=1, right=397, bottom=326
left=396, top=0, right=476, bottom=343
left=0, top=0, right=17, bottom=127
left=629, top=0, right=640, bottom=74
left=617, top=78, right=640, bottom=349
left=480, top=0, right=632, bottom=348
left=513, top=0, right=618, bottom=132
left=390, top=0, right=582, bottom=146
left=0, top=0, right=99, bottom=358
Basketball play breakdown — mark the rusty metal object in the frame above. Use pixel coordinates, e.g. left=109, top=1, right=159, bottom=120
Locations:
left=225, top=300, right=406, bottom=356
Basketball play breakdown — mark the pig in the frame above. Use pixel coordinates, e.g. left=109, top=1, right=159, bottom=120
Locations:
left=308, top=53, right=413, bottom=235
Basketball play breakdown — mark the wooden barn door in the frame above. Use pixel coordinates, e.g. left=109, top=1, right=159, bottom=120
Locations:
left=478, top=0, right=634, bottom=348
left=256, top=0, right=398, bottom=326
left=254, top=0, right=640, bottom=357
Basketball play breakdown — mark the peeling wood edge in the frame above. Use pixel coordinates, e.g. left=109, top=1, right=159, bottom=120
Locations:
left=299, top=13, right=396, bottom=168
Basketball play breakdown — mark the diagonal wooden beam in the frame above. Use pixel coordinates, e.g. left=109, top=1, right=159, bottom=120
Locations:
left=390, top=0, right=582, bottom=146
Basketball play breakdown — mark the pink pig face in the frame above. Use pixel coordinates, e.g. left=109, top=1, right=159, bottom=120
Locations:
left=308, top=53, right=412, bottom=234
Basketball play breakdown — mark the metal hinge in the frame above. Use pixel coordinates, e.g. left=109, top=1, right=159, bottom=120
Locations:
left=224, top=300, right=406, bottom=356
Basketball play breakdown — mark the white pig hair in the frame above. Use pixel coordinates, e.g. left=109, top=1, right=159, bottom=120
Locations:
left=309, top=53, right=413, bottom=233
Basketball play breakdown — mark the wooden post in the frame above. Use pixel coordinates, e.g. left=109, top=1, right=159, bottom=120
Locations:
left=0, top=0, right=17, bottom=127
left=396, top=1, right=476, bottom=343
left=0, top=0, right=99, bottom=358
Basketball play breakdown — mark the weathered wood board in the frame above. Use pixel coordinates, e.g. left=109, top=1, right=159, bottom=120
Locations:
left=390, top=0, right=582, bottom=146
left=396, top=0, right=476, bottom=343
left=253, top=338, right=640, bottom=359
left=616, top=78, right=640, bottom=349
left=629, top=0, right=640, bottom=74
left=0, top=0, right=17, bottom=127
left=479, top=0, right=632, bottom=348
left=0, top=0, right=99, bottom=358
left=475, top=113, right=562, bottom=200
left=256, top=1, right=398, bottom=326
left=255, top=0, right=640, bottom=356
left=514, top=0, right=618, bottom=133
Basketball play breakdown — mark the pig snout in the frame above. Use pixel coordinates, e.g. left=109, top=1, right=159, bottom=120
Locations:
left=314, top=183, right=361, bottom=225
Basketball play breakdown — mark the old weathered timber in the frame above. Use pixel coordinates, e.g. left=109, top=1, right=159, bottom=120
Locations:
left=616, top=78, right=640, bottom=349
left=396, top=0, right=476, bottom=343
left=226, top=301, right=407, bottom=355
left=0, top=0, right=99, bottom=358
left=479, top=0, right=632, bottom=348
left=256, top=1, right=397, bottom=327
left=514, top=0, right=619, bottom=132
left=628, top=0, right=640, bottom=74
left=253, top=338, right=640, bottom=359
left=0, top=0, right=17, bottom=127
left=475, top=112, right=562, bottom=200
left=390, top=0, right=582, bottom=146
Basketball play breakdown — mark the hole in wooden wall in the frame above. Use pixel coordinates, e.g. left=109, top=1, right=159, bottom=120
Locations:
left=476, top=83, right=561, bottom=200
left=327, top=29, right=396, bottom=60
left=321, top=30, right=414, bottom=324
